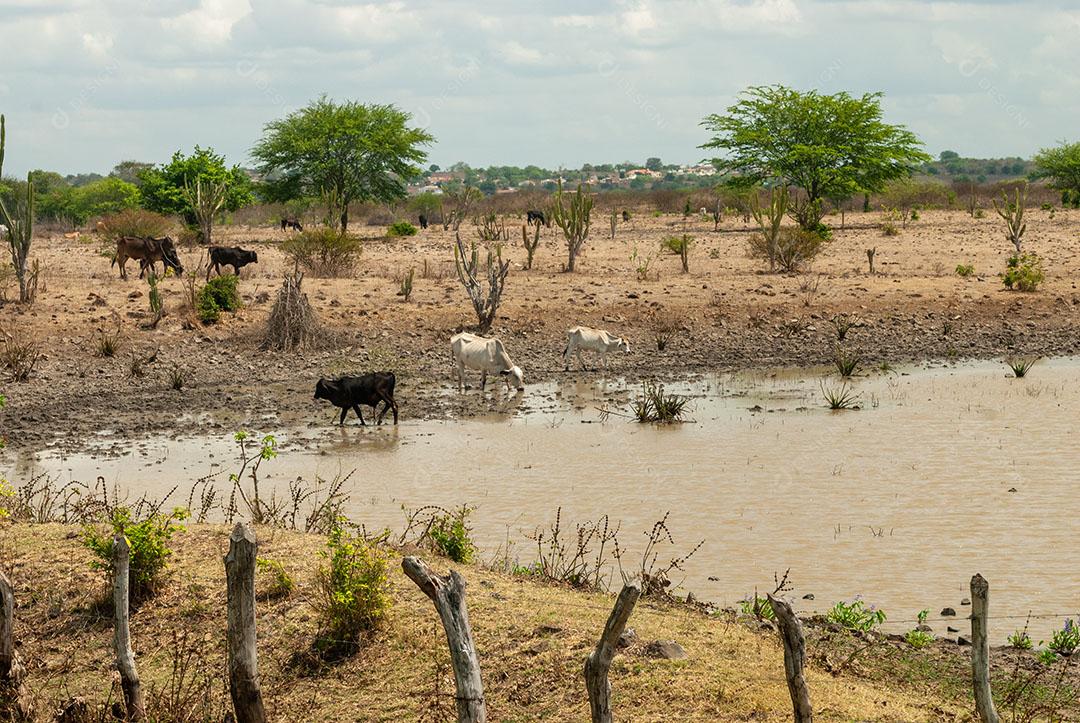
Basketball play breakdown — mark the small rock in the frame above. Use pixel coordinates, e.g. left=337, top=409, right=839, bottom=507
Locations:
left=960, top=598, right=971, bottom=606
left=941, top=607, right=956, bottom=617
left=957, top=636, right=971, bottom=646
left=802, top=593, right=815, bottom=600
left=643, top=640, right=687, bottom=660
left=916, top=624, right=933, bottom=632
left=947, top=626, right=959, bottom=633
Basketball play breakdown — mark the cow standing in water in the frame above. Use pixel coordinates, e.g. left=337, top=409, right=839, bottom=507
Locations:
left=563, top=326, right=630, bottom=371
left=450, top=332, right=524, bottom=392
left=314, top=372, right=399, bottom=425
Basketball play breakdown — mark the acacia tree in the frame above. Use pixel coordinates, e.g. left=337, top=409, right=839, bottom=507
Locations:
left=1033, top=141, right=1080, bottom=207
left=251, top=97, right=433, bottom=233
left=701, top=86, right=929, bottom=231
left=0, top=115, right=35, bottom=303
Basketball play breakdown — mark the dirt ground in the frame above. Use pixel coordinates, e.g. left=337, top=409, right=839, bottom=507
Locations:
left=2, top=207, right=1079, bottom=451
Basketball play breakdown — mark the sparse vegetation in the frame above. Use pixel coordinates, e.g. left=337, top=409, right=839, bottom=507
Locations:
left=748, top=185, right=788, bottom=271
left=396, top=267, right=414, bottom=301
left=905, top=629, right=933, bottom=649
left=256, top=557, right=296, bottom=599
left=1008, top=628, right=1034, bottom=650
left=827, top=599, right=886, bottom=632
left=262, top=272, right=325, bottom=352
left=0, top=326, right=41, bottom=382
left=453, top=232, right=509, bottom=332
left=832, top=345, right=861, bottom=377
left=821, top=380, right=860, bottom=410
left=774, top=227, right=824, bottom=273
left=662, top=234, right=692, bottom=272
left=429, top=505, right=476, bottom=564
left=830, top=313, right=858, bottom=341
left=955, top=264, right=975, bottom=278
left=630, top=381, right=688, bottom=423
left=993, top=185, right=1028, bottom=253
left=1007, top=357, right=1038, bottom=378
left=550, top=180, right=593, bottom=272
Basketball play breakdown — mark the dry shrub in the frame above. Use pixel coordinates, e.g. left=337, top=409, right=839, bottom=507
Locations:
left=262, top=272, right=325, bottom=351
left=774, top=227, right=824, bottom=273
left=98, top=208, right=174, bottom=242
left=281, top=227, right=362, bottom=277
left=0, top=326, right=42, bottom=381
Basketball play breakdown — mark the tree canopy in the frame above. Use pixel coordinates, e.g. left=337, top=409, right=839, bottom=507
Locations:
left=251, top=96, right=433, bottom=232
left=700, top=85, right=929, bottom=229
left=1033, top=141, right=1080, bottom=202
left=37, top=176, right=140, bottom=226
left=138, top=146, right=253, bottom=226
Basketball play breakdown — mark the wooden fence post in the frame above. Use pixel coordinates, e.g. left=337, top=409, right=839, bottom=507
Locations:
left=113, top=535, right=144, bottom=721
left=584, top=582, right=640, bottom=723
left=970, top=573, right=999, bottom=723
left=767, top=594, right=813, bottom=723
left=402, top=556, right=486, bottom=723
left=225, top=523, right=267, bottom=723
left=0, top=571, right=31, bottom=721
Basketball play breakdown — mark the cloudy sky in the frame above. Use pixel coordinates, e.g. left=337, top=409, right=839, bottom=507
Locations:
left=1, top=0, right=1078, bottom=176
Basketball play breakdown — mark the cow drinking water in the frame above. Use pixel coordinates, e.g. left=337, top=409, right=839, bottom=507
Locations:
left=313, top=372, right=399, bottom=426
left=563, top=326, right=630, bottom=371
left=450, top=332, right=524, bottom=392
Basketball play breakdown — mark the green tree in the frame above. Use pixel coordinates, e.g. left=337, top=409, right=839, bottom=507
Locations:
left=138, top=146, right=253, bottom=234
left=645, top=156, right=663, bottom=171
left=939, top=150, right=960, bottom=162
left=111, top=160, right=154, bottom=186
left=700, top=85, right=929, bottom=230
left=251, top=96, right=432, bottom=233
left=1033, top=141, right=1080, bottom=202
left=41, top=177, right=140, bottom=226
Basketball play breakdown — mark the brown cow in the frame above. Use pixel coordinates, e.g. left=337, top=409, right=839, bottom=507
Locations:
left=112, top=236, right=184, bottom=280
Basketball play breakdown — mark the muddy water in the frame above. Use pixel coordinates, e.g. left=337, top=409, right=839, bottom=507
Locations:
left=10, top=359, right=1080, bottom=642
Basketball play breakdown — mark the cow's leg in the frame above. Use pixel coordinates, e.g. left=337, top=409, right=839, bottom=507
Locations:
left=118, top=255, right=128, bottom=280
left=563, top=341, right=573, bottom=372
left=480, top=370, right=487, bottom=391
left=602, top=353, right=609, bottom=371
left=456, top=362, right=465, bottom=392
left=338, top=406, right=349, bottom=425
left=206, top=264, right=213, bottom=282
left=353, top=405, right=366, bottom=426
left=388, top=397, right=399, bottom=424
left=577, top=349, right=588, bottom=372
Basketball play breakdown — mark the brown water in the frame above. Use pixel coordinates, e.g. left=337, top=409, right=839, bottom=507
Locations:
left=10, top=359, right=1080, bottom=642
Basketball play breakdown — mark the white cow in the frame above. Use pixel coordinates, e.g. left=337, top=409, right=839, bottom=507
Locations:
left=450, top=332, right=525, bottom=392
left=0, top=225, right=7, bottom=238
left=563, top=326, right=630, bottom=371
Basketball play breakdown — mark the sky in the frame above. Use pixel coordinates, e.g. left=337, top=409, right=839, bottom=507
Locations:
left=1, top=0, right=1078, bottom=176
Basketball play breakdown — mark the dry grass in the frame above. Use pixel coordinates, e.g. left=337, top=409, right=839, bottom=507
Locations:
left=0, top=523, right=967, bottom=721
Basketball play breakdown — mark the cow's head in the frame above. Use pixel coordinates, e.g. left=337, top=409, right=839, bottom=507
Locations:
left=500, top=365, right=525, bottom=392
left=157, top=237, right=184, bottom=277
left=246, top=250, right=258, bottom=264
left=616, top=337, right=630, bottom=353
left=314, top=378, right=334, bottom=400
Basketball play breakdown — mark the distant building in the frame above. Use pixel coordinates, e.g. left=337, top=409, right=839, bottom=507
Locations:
left=427, top=171, right=464, bottom=185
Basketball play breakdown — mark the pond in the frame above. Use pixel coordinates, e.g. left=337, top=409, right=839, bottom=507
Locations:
left=10, top=358, right=1080, bottom=642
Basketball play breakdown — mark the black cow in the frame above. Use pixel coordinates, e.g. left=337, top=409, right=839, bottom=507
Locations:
left=314, top=372, right=399, bottom=426
left=207, top=246, right=258, bottom=280
left=418, top=214, right=428, bottom=229
left=280, top=218, right=303, bottom=232
left=526, top=210, right=547, bottom=227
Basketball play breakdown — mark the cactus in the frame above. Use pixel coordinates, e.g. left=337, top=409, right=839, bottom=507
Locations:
left=0, top=115, right=35, bottom=303
left=453, top=233, right=508, bottom=332
left=749, top=185, right=788, bottom=272
left=182, top=175, right=227, bottom=245
left=550, top=180, right=593, bottom=272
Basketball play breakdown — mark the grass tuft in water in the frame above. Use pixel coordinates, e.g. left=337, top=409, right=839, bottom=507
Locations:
left=1006, top=357, right=1038, bottom=378
left=820, top=380, right=860, bottom=410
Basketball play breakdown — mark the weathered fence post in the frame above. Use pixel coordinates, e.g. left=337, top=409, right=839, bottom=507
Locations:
left=767, top=594, right=813, bottom=723
left=225, top=523, right=267, bottom=723
left=113, top=535, right=144, bottom=721
left=402, top=556, right=486, bottom=723
left=970, top=573, right=999, bottom=723
left=0, top=571, right=32, bottom=721
left=584, top=582, right=640, bottom=723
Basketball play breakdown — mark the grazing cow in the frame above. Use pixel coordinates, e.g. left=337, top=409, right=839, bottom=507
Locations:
left=563, top=326, right=630, bottom=371
left=280, top=218, right=303, bottom=232
left=314, top=372, right=399, bottom=426
left=207, top=246, right=258, bottom=279
left=418, top=214, right=429, bottom=229
left=621, top=210, right=630, bottom=222
left=112, top=236, right=183, bottom=280
left=450, top=332, right=524, bottom=393
left=526, top=210, right=547, bottom=227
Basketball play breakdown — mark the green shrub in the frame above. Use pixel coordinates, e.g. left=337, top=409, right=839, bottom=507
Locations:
left=81, top=506, right=188, bottom=599
left=97, top=208, right=173, bottom=243
left=739, top=594, right=775, bottom=621
left=256, top=557, right=295, bottom=598
left=313, top=524, right=392, bottom=651
left=1048, top=619, right=1079, bottom=656
left=826, top=599, right=886, bottom=632
left=387, top=220, right=417, bottom=237
left=1008, top=629, right=1034, bottom=650
left=429, top=506, right=475, bottom=563
left=1002, top=253, right=1044, bottom=292
left=955, top=264, right=975, bottom=278
left=195, top=274, right=241, bottom=324
left=905, top=629, right=933, bottom=648
left=282, top=227, right=362, bottom=277
left=661, top=235, right=690, bottom=255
